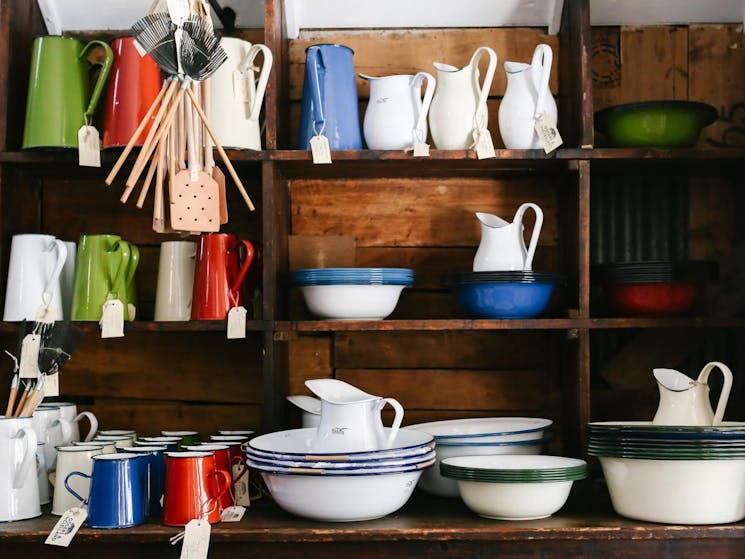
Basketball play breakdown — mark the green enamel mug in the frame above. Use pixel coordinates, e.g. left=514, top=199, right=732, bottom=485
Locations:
left=22, top=35, right=114, bottom=149
left=70, top=235, right=138, bottom=321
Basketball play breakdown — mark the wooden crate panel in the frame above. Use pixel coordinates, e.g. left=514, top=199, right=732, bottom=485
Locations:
left=60, top=332, right=264, bottom=403
left=290, top=177, right=558, bottom=247
left=288, top=335, right=333, bottom=393
left=335, top=331, right=550, bottom=369
left=337, top=368, right=549, bottom=410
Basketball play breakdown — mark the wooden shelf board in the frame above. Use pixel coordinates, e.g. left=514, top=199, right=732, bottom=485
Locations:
left=277, top=318, right=580, bottom=332
left=0, top=320, right=267, bottom=334
left=559, top=148, right=745, bottom=160
left=587, top=317, right=745, bottom=329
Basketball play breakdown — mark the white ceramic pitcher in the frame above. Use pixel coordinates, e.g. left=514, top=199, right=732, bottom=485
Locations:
left=208, top=37, right=273, bottom=150
left=39, top=402, right=97, bottom=443
left=0, top=416, right=40, bottom=522
left=498, top=44, right=558, bottom=150
left=428, top=46, right=497, bottom=150
left=361, top=72, right=435, bottom=150
left=653, top=362, right=733, bottom=426
left=473, top=203, right=544, bottom=271
left=305, top=378, right=404, bottom=453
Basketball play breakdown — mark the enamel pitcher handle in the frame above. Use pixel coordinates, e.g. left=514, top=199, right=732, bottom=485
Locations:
left=697, top=361, right=733, bottom=426
left=513, top=203, right=544, bottom=271
left=306, top=46, right=327, bottom=136
left=42, top=239, right=67, bottom=311
left=410, top=71, right=435, bottom=144
left=229, top=240, right=255, bottom=304
left=64, top=470, right=91, bottom=504
left=108, top=240, right=132, bottom=301
left=52, top=417, right=74, bottom=445
left=380, top=397, right=404, bottom=449
left=531, top=44, right=553, bottom=121
left=468, top=47, right=497, bottom=130
left=12, top=427, right=37, bottom=489
left=73, top=411, right=99, bottom=442
left=244, top=44, right=273, bottom=122
left=79, top=40, right=114, bottom=122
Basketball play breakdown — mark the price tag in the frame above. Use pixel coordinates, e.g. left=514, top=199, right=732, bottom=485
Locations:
left=534, top=114, right=563, bottom=153
left=100, top=299, right=124, bottom=339
left=220, top=505, right=246, bottom=522
left=413, top=142, right=430, bottom=157
left=232, top=70, right=250, bottom=103
left=45, top=506, right=87, bottom=547
left=44, top=372, right=60, bottom=397
left=473, top=127, right=496, bottom=159
left=309, top=134, right=332, bottom=164
left=19, top=334, right=41, bottom=379
left=36, top=304, right=55, bottom=324
left=132, top=39, right=148, bottom=57
left=128, top=303, right=137, bottom=322
left=227, top=306, right=247, bottom=339
left=77, top=126, right=101, bottom=167
left=232, top=462, right=250, bottom=506
left=177, top=519, right=211, bottom=559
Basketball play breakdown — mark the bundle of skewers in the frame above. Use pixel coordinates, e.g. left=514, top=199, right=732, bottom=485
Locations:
left=105, top=0, right=254, bottom=233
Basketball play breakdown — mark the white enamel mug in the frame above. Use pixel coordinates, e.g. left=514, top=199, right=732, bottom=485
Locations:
left=154, top=241, right=197, bottom=321
left=40, top=402, right=97, bottom=443
left=0, top=416, right=40, bottom=522
left=3, top=234, right=67, bottom=321
left=51, top=445, right=104, bottom=515
left=208, top=37, right=273, bottom=150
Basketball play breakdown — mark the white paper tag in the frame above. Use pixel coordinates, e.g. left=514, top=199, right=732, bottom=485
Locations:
left=45, top=506, right=87, bottom=547
left=227, top=306, right=247, bottom=340
left=128, top=303, right=137, bottom=322
left=534, top=114, right=563, bottom=153
left=220, top=505, right=246, bottom=522
left=413, top=142, right=430, bottom=157
left=132, top=38, right=148, bottom=57
left=310, top=134, right=332, bottom=164
left=100, top=299, right=125, bottom=338
left=473, top=128, right=496, bottom=159
left=178, top=519, right=211, bottom=559
left=232, top=462, right=250, bottom=506
left=19, top=334, right=41, bottom=379
left=78, top=126, right=101, bottom=167
left=232, top=70, right=250, bottom=103
left=36, top=304, right=55, bottom=324
left=44, top=372, right=60, bottom=397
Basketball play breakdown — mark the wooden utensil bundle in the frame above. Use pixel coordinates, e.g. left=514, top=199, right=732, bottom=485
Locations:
left=5, top=374, right=46, bottom=418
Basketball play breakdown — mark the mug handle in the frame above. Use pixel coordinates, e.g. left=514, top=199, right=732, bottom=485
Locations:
left=229, top=240, right=255, bottom=304
left=244, top=44, right=274, bottom=122
left=64, top=470, right=91, bottom=504
left=410, top=71, right=435, bottom=145
left=41, top=240, right=67, bottom=311
left=12, top=427, right=37, bottom=489
left=230, top=455, right=248, bottom=484
left=380, top=397, right=404, bottom=449
left=513, top=203, right=544, bottom=271
left=307, top=46, right=327, bottom=137
left=468, top=46, right=497, bottom=131
left=79, top=40, right=115, bottom=123
left=212, top=468, right=233, bottom=504
left=109, top=240, right=132, bottom=300
left=531, top=44, right=553, bottom=120
left=52, top=417, right=74, bottom=446
left=698, top=361, right=734, bottom=426
left=73, top=411, right=99, bottom=442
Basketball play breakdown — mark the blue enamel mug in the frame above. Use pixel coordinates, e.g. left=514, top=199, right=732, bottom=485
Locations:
left=64, top=453, right=148, bottom=528
left=298, top=44, right=363, bottom=150
left=120, top=446, right=167, bottom=516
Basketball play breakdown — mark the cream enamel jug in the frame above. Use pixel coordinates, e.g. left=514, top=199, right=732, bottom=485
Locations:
left=305, top=378, right=404, bottom=453
left=473, top=203, right=544, bottom=271
left=429, top=47, right=497, bottom=150
left=361, top=72, right=435, bottom=150
left=0, top=416, right=40, bottom=522
left=498, top=44, right=557, bottom=150
left=653, top=362, right=733, bottom=426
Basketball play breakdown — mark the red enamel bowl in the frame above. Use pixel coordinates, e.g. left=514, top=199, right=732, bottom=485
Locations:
left=606, top=283, right=704, bottom=316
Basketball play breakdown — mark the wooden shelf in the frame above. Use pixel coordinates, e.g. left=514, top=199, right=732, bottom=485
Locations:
left=559, top=148, right=745, bottom=160
left=0, top=320, right=267, bottom=334
left=586, top=317, right=745, bottom=329
left=277, top=318, right=582, bottom=332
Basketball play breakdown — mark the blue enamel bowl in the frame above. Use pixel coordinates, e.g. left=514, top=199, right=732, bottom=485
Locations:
left=451, top=282, right=555, bottom=319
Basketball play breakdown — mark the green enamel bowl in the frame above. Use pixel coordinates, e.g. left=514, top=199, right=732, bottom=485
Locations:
left=594, top=100, right=718, bottom=147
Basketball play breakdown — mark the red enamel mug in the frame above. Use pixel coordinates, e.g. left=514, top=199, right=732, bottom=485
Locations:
left=161, top=451, right=232, bottom=526
left=191, top=233, right=255, bottom=320
left=102, top=36, right=162, bottom=148
left=186, top=444, right=246, bottom=510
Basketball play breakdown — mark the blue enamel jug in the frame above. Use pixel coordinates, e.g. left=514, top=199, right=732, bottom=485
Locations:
left=298, top=44, right=363, bottom=150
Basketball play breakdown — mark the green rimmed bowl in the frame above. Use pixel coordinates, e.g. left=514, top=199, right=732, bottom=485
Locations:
left=594, top=100, right=718, bottom=147
left=441, top=455, right=587, bottom=483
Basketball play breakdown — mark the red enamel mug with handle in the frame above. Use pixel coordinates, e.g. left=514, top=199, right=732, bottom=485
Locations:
left=191, top=233, right=255, bottom=320
left=162, top=451, right=232, bottom=526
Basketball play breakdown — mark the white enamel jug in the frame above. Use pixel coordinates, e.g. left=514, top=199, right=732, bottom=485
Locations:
left=653, top=362, right=733, bottom=426
left=498, top=44, right=558, bottom=149
left=305, top=378, right=404, bottom=453
left=473, top=203, right=544, bottom=271
left=0, top=416, right=40, bottom=522
left=429, top=46, right=497, bottom=150
left=361, top=72, right=435, bottom=150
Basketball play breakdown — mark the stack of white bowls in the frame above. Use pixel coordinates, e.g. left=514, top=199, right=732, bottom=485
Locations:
left=245, top=427, right=435, bottom=521
left=406, top=417, right=553, bottom=497
left=589, top=421, right=745, bottom=524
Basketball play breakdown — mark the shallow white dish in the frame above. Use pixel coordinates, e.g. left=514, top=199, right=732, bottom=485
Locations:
left=443, top=454, right=585, bottom=472
left=246, top=449, right=436, bottom=470
left=455, top=478, right=575, bottom=520
left=260, top=469, right=423, bottom=521
left=407, top=417, right=553, bottom=441
left=599, top=456, right=745, bottom=524
left=248, top=455, right=435, bottom=476
left=300, top=284, right=407, bottom=320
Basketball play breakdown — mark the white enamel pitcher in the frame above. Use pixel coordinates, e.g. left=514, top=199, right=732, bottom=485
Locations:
left=0, top=416, right=40, bottom=522
left=428, top=46, right=497, bottom=149
left=361, top=72, right=435, bottom=150
left=498, top=44, right=558, bottom=150
left=208, top=37, right=273, bottom=150
left=305, top=378, right=404, bottom=453
left=652, top=362, right=733, bottom=426
left=473, top=203, right=544, bottom=271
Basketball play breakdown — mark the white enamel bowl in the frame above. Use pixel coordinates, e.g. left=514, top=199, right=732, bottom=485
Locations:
left=299, top=284, right=408, bottom=320
left=407, top=417, right=553, bottom=442
left=246, top=449, right=436, bottom=470
left=455, top=478, right=574, bottom=520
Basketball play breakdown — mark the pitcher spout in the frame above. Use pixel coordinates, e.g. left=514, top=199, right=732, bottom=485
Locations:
left=475, top=212, right=509, bottom=229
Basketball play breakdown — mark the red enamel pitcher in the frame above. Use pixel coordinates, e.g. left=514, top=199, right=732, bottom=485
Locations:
left=191, top=233, right=254, bottom=320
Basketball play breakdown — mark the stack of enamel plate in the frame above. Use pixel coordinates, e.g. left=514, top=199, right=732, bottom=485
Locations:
left=244, top=427, right=435, bottom=521
left=589, top=421, right=745, bottom=524
left=290, top=267, right=414, bottom=319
